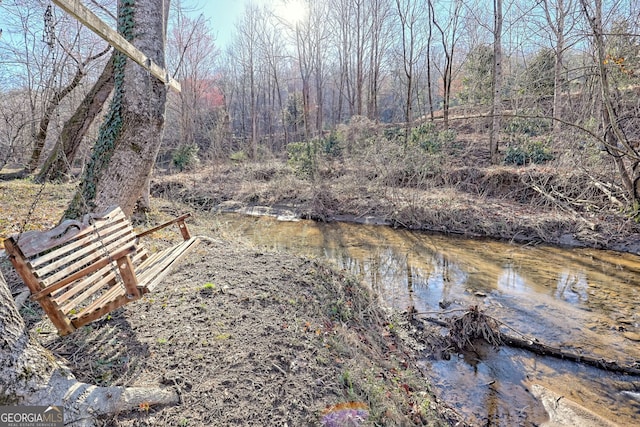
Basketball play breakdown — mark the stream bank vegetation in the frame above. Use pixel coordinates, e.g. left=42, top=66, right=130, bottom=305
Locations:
left=150, top=111, right=640, bottom=255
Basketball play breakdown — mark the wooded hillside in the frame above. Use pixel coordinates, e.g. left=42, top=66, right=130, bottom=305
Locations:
left=1, top=0, right=639, bottom=213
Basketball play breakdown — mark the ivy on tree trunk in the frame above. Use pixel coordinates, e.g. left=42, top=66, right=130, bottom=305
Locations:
left=66, top=0, right=170, bottom=219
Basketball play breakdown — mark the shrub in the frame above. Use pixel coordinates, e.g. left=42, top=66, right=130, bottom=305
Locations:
left=336, top=115, right=376, bottom=154
left=383, top=127, right=404, bottom=141
left=287, top=140, right=320, bottom=178
left=503, top=139, right=554, bottom=166
left=172, top=144, right=200, bottom=171
left=528, top=140, right=554, bottom=164
left=503, top=146, right=528, bottom=166
left=322, top=132, right=342, bottom=157
left=409, top=123, right=457, bottom=153
left=229, top=151, right=247, bottom=162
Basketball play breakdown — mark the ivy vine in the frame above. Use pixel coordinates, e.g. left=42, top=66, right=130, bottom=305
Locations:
left=67, top=0, right=135, bottom=218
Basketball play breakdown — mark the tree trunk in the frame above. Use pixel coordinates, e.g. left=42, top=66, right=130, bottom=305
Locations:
left=66, top=0, right=171, bottom=218
left=38, top=54, right=115, bottom=182
left=552, top=7, right=565, bottom=134
left=24, top=69, right=85, bottom=174
left=580, top=0, right=638, bottom=206
left=426, top=1, right=434, bottom=121
left=0, top=269, right=178, bottom=426
left=490, top=0, right=503, bottom=164
left=26, top=46, right=112, bottom=176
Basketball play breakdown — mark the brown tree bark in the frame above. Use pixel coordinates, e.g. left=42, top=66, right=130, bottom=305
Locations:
left=24, top=71, right=85, bottom=174
left=38, top=53, right=115, bottom=182
left=66, top=0, right=171, bottom=218
left=543, top=0, right=569, bottom=135
left=490, top=0, right=503, bottom=164
left=430, top=0, right=460, bottom=130
left=580, top=0, right=638, bottom=206
left=25, top=47, right=111, bottom=175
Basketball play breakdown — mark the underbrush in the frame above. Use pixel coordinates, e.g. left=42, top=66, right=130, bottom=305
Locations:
left=148, top=116, right=640, bottom=250
left=3, top=114, right=638, bottom=252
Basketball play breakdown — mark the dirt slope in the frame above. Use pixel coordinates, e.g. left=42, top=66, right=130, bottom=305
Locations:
left=0, top=196, right=465, bottom=426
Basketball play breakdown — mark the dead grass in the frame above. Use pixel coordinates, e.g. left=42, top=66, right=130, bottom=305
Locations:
left=0, top=187, right=467, bottom=425
left=146, top=129, right=640, bottom=253
left=0, top=178, right=75, bottom=248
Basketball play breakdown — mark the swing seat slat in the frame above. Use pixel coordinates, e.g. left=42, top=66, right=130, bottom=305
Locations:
left=4, top=206, right=199, bottom=335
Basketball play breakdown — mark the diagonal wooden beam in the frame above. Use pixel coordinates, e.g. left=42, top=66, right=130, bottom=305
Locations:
left=52, top=0, right=181, bottom=92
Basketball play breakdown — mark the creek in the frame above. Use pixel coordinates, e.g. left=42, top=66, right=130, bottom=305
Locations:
left=215, top=211, right=640, bottom=426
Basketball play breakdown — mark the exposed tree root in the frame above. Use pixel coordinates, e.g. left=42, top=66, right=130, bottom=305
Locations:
left=409, top=307, right=640, bottom=376
left=0, top=270, right=179, bottom=427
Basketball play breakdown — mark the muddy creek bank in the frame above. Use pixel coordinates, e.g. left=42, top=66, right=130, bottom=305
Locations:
left=213, top=211, right=640, bottom=426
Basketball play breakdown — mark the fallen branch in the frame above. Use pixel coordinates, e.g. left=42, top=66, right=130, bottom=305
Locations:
left=526, top=179, right=597, bottom=230
left=589, top=176, right=626, bottom=208
left=498, top=329, right=640, bottom=376
left=412, top=311, right=640, bottom=377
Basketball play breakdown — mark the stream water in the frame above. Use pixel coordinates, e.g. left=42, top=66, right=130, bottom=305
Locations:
left=215, top=211, right=640, bottom=426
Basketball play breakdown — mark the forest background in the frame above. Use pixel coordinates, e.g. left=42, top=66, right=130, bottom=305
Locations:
left=1, top=0, right=640, bottom=249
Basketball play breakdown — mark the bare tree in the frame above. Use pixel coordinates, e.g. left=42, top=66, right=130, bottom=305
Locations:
left=0, top=0, right=111, bottom=175
left=0, top=95, right=29, bottom=171
left=293, top=9, right=314, bottom=140
left=37, top=52, right=115, bottom=182
left=0, top=1, right=65, bottom=170
left=579, top=0, right=640, bottom=209
left=542, top=0, right=579, bottom=134
left=430, top=0, right=463, bottom=129
left=167, top=2, right=218, bottom=161
left=258, top=11, right=289, bottom=147
left=395, top=0, right=425, bottom=139
left=331, top=0, right=370, bottom=117
left=490, top=0, right=503, bottom=164
left=232, top=4, right=260, bottom=158
left=25, top=45, right=111, bottom=174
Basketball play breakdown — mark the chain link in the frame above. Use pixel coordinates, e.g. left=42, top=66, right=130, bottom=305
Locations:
left=43, top=4, right=55, bottom=48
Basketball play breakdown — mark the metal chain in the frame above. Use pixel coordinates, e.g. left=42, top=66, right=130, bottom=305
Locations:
left=16, top=183, right=48, bottom=243
left=16, top=3, right=129, bottom=299
left=17, top=3, right=57, bottom=242
left=43, top=4, right=55, bottom=48
left=56, top=144, right=129, bottom=295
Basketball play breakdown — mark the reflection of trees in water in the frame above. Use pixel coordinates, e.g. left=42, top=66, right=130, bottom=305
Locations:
left=498, top=265, right=527, bottom=292
left=555, top=271, right=588, bottom=303
left=337, top=242, right=470, bottom=309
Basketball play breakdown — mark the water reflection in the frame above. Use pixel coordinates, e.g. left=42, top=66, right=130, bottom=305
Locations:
left=217, top=213, right=640, bottom=425
left=555, top=271, right=589, bottom=303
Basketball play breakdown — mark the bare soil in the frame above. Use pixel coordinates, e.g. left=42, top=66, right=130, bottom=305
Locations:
left=0, top=185, right=464, bottom=427
left=3, top=124, right=640, bottom=426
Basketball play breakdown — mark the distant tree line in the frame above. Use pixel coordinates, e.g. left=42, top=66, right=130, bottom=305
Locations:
left=1, top=0, right=639, bottom=201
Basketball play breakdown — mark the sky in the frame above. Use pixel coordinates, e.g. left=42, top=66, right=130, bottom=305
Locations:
left=187, top=0, right=245, bottom=47
left=185, top=0, right=306, bottom=48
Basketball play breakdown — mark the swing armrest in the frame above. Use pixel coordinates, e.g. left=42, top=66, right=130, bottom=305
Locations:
left=136, top=213, right=192, bottom=240
left=30, top=245, right=137, bottom=300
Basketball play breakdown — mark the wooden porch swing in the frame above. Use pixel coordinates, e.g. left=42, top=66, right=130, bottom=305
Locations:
left=4, top=206, right=199, bottom=335
left=1, top=1, right=197, bottom=335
